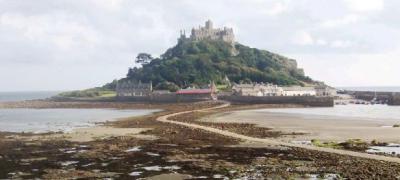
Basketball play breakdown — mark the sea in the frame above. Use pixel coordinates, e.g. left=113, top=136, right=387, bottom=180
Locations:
left=255, top=104, right=400, bottom=121
left=0, top=91, right=159, bottom=133
left=0, top=91, right=61, bottom=102
left=337, top=86, right=400, bottom=92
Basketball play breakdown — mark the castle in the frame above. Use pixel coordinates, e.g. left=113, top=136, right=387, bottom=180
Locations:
left=179, top=20, right=235, bottom=46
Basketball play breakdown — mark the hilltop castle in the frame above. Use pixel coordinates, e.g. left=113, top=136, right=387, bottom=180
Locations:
left=179, top=20, right=235, bottom=45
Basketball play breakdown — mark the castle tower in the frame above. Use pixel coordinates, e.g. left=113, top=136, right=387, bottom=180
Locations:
left=205, top=20, right=213, bottom=30
left=181, top=20, right=236, bottom=54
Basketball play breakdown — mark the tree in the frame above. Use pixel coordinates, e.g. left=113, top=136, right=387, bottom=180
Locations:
left=135, top=53, right=153, bottom=65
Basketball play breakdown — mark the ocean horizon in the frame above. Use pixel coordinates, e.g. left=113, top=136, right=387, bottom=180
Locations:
left=337, top=86, right=400, bottom=92
left=0, top=91, right=61, bottom=102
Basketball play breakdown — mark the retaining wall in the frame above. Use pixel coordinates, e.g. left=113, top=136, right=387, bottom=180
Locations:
left=219, top=95, right=334, bottom=107
left=116, top=94, right=215, bottom=103
left=389, top=93, right=400, bottom=105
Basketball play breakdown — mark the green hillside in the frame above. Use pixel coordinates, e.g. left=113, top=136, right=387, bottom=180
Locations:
left=125, top=40, right=315, bottom=89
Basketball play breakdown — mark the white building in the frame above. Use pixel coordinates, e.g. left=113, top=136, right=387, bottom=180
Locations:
left=232, top=83, right=337, bottom=97
left=315, top=86, right=337, bottom=97
left=282, top=86, right=316, bottom=96
left=232, top=83, right=283, bottom=96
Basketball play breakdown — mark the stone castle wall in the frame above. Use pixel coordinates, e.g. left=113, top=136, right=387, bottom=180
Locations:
left=180, top=20, right=235, bottom=45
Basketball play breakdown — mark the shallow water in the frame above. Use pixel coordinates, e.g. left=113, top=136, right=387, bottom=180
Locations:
left=338, top=86, right=400, bottom=92
left=367, top=144, right=400, bottom=155
left=253, top=104, right=400, bottom=121
left=0, top=91, right=60, bottom=102
left=0, top=108, right=159, bottom=133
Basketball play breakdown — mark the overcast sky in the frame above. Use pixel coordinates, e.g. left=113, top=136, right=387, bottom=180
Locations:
left=1, top=0, right=399, bottom=91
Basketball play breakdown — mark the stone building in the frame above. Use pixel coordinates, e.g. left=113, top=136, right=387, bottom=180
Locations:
left=176, top=81, right=217, bottom=101
left=315, top=86, right=337, bottom=97
left=232, top=83, right=283, bottom=96
left=116, top=81, right=152, bottom=97
left=281, top=86, right=316, bottom=96
left=232, top=83, right=325, bottom=97
left=179, top=20, right=235, bottom=46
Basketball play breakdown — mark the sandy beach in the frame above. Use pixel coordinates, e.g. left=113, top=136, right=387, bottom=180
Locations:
left=203, top=110, right=400, bottom=143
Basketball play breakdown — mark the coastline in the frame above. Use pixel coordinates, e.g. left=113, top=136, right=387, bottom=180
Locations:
left=2, top=100, right=400, bottom=179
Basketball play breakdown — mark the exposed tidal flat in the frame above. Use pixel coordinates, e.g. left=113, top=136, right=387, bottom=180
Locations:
left=2, top=101, right=400, bottom=179
left=204, top=104, right=400, bottom=143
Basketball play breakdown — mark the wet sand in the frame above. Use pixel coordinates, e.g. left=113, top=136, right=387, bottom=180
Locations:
left=2, top=101, right=400, bottom=179
left=203, top=110, right=400, bottom=143
left=15, top=127, right=156, bottom=142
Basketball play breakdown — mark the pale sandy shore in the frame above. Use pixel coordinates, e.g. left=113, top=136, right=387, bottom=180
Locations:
left=202, top=110, right=400, bottom=143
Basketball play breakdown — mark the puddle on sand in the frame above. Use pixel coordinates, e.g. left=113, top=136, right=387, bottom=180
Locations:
left=129, top=171, right=142, bottom=176
left=290, top=140, right=312, bottom=145
left=142, top=165, right=181, bottom=171
left=125, top=146, right=141, bottom=152
left=143, top=166, right=162, bottom=171
left=306, top=173, right=341, bottom=179
left=367, top=143, right=400, bottom=155
left=60, top=161, right=79, bottom=166
left=146, top=152, right=160, bottom=156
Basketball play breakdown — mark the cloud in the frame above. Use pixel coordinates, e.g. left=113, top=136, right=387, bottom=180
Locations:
left=0, top=0, right=399, bottom=91
left=343, top=0, right=384, bottom=12
left=291, top=31, right=314, bottom=45
left=330, top=40, right=354, bottom=48
left=263, top=2, right=289, bottom=16
left=321, top=14, right=361, bottom=28
left=291, top=48, right=400, bottom=86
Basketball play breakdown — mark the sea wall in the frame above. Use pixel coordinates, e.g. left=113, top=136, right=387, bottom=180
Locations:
left=116, top=94, right=175, bottom=103
left=219, top=95, right=334, bottom=107
left=388, top=93, right=400, bottom=105
left=344, top=91, right=400, bottom=105
left=115, top=94, right=214, bottom=103
left=346, top=91, right=392, bottom=102
left=53, top=94, right=333, bottom=106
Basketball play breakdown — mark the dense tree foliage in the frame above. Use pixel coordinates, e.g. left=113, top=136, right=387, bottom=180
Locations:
left=135, top=53, right=153, bottom=65
left=126, top=40, right=314, bottom=89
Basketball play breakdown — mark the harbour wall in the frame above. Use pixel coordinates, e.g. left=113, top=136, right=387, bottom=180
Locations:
left=389, top=93, right=400, bottom=105
left=53, top=94, right=334, bottom=107
left=345, top=91, right=392, bottom=101
left=219, top=95, right=334, bottom=107
left=344, top=91, right=400, bottom=105
left=115, top=94, right=214, bottom=103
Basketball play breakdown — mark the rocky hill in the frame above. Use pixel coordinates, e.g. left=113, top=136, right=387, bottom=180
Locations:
left=123, top=39, right=316, bottom=90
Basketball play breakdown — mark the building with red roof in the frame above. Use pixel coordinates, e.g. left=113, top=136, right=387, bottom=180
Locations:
left=175, top=82, right=217, bottom=101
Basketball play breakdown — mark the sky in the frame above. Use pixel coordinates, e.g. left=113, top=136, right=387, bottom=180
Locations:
left=1, top=0, right=400, bottom=91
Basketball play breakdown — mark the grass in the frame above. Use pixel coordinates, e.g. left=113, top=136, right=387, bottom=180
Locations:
left=216, top=84, right=230, bottom=91
left=58, top=89, right=116, bottom=98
